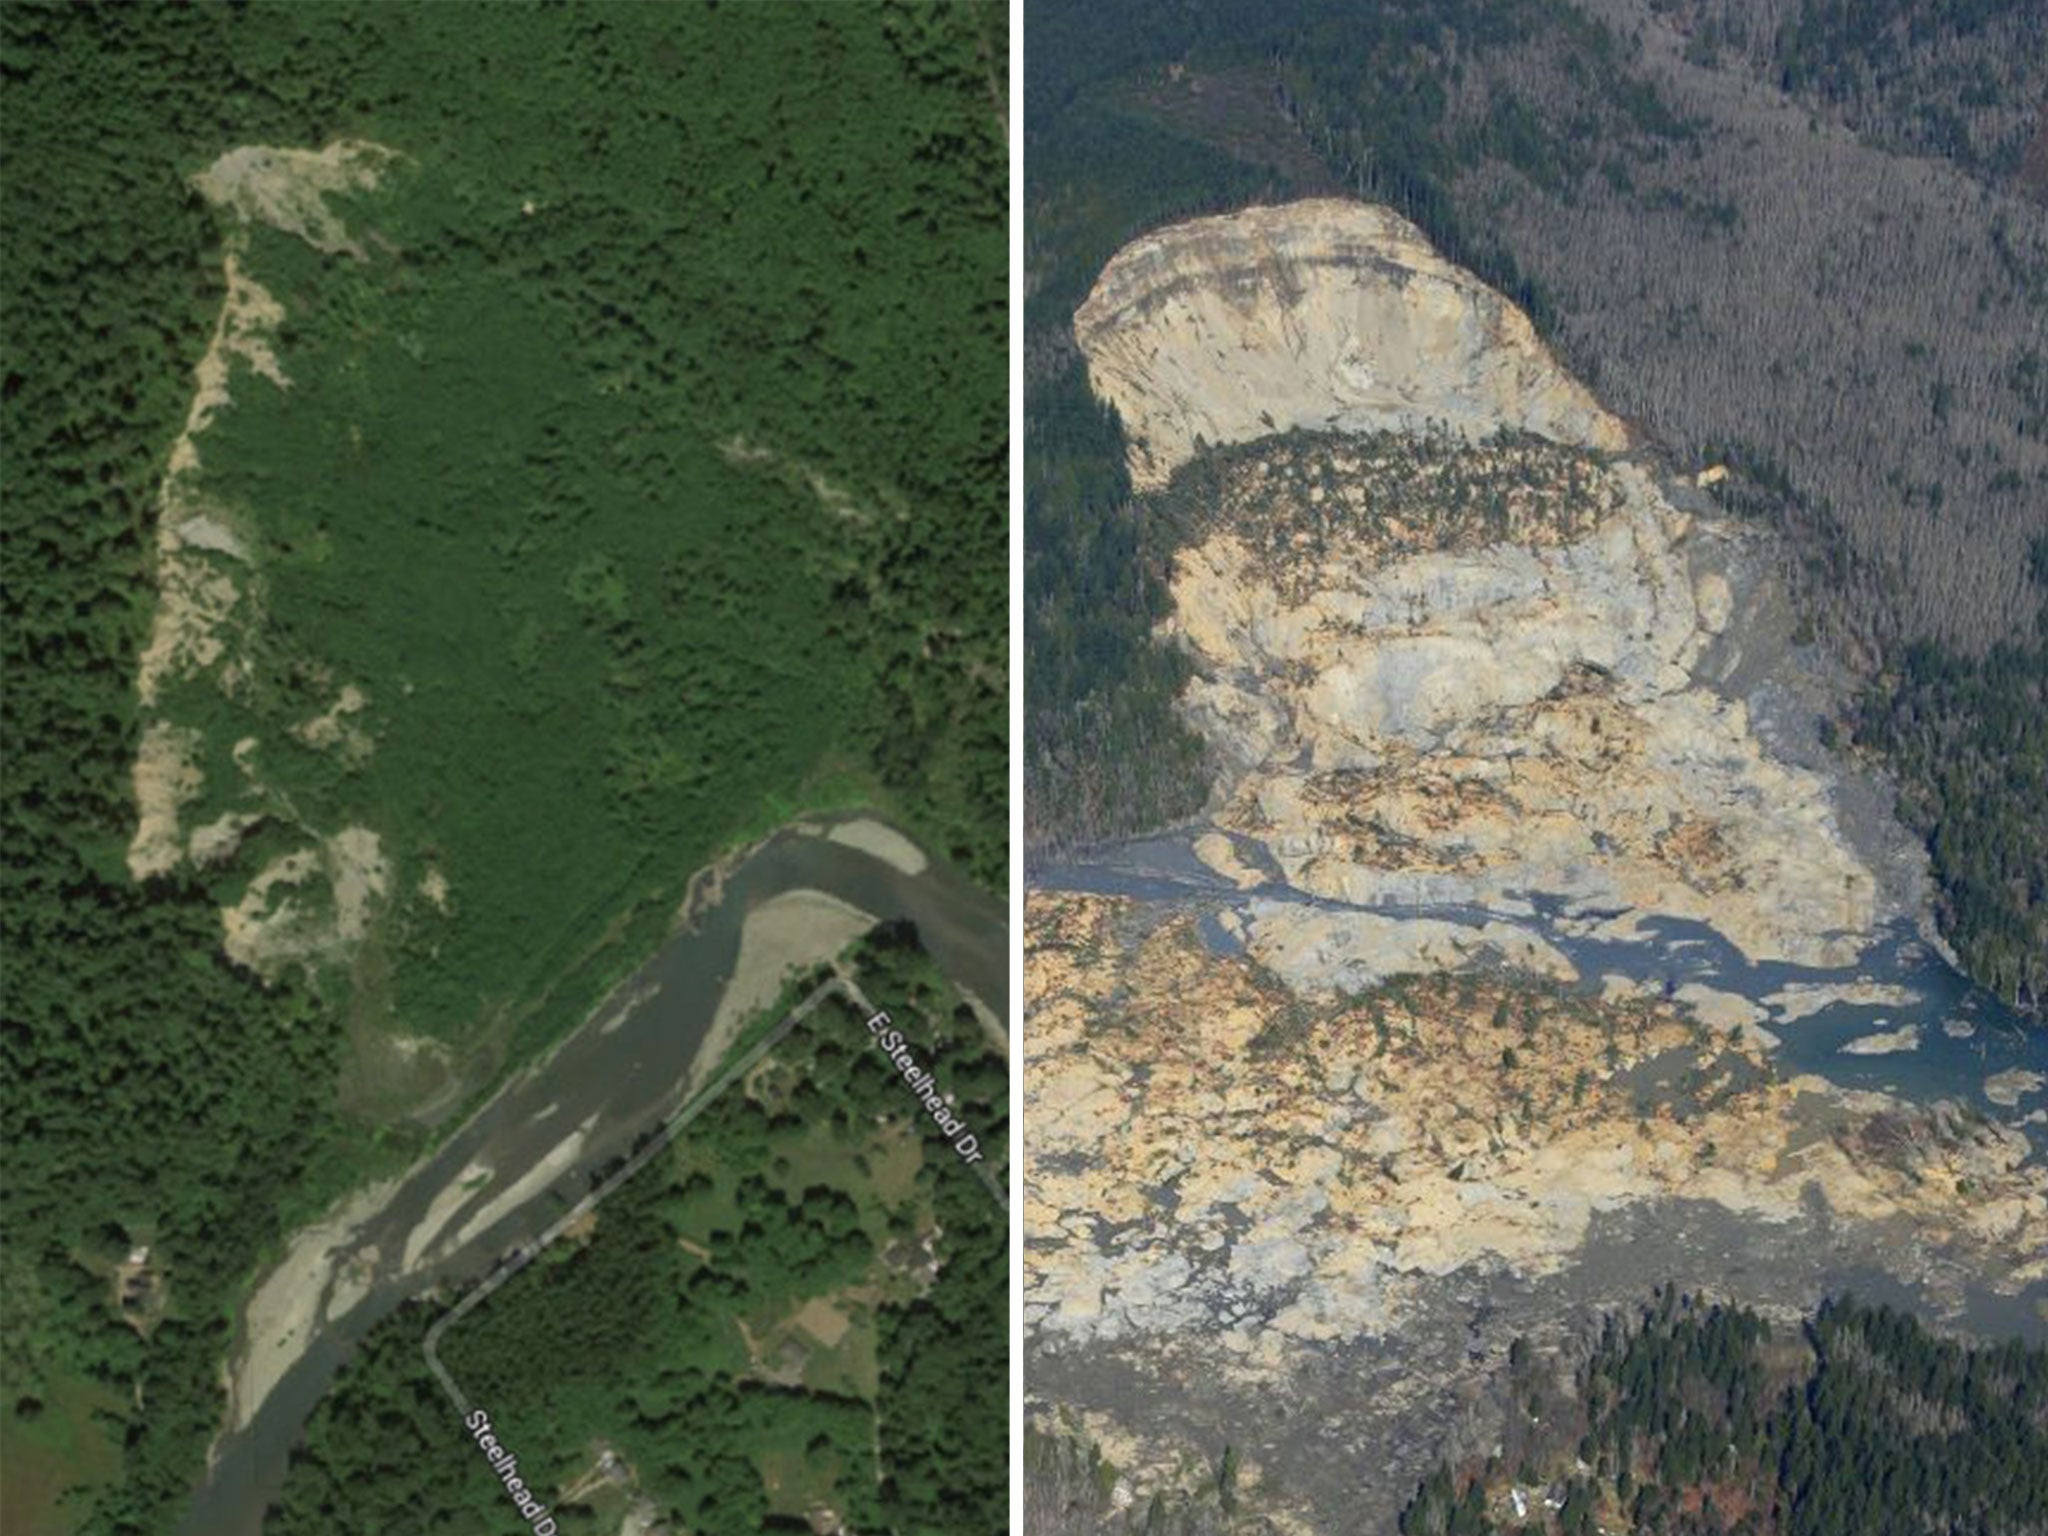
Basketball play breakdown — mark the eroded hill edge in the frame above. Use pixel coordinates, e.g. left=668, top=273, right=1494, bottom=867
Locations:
left=1027, top=197, right=2048, bottom=1535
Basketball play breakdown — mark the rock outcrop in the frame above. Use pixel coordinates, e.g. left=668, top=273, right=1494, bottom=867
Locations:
left=1073, top=199, right=1628, bottom=491
left=1067, top=203, right=1889, bottom=980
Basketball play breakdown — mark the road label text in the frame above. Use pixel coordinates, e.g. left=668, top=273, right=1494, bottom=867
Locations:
left=464, top=1408, right=556, bottom=1534
left=865, top=1010, right=987, bottom=1165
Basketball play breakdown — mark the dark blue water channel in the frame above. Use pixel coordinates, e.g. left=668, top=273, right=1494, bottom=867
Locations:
left=1036, top=829, right=2048, bottom=1158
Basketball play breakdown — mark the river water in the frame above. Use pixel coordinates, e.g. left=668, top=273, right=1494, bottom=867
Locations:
left=1026, top=827, right=2047, bottom=1536
left=180, top=816, right=1004, bottom=1536
left=1035, top=827, right=2048, bottom=1157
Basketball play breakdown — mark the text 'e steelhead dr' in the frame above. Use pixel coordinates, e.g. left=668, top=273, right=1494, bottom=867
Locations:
left=865, top=1009, right=986, bottom=1165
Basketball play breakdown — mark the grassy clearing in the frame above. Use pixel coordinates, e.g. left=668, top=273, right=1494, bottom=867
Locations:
left=0, top=1373, right=125, bottom=1536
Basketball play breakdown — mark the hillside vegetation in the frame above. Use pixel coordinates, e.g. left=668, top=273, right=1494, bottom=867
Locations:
left=1148, top=429, right=1622, bottom=584
left=1400, top=1290, right=2048, bottom=1535
left=1, top=5, right=1004, bottom=1532
left=1026, top=1292, right=2048, bottom=1536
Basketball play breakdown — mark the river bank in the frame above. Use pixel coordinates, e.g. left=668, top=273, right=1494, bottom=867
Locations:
left=180, top=813, right=1004, bottom=1536
left=1023, top=874, right=2047, bottom=1536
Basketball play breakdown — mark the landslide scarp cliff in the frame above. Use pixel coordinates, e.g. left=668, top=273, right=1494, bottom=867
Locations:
left=1030, top=197, right=2046, bottom=1536
left=1067, top=199, right=1910, bottom=979
left=1072, top=199, right=1630, bottom=492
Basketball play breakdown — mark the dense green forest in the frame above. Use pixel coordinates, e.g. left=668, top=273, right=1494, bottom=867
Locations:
left=1, top=5, right=1003, bottom=1533
left=1022, top=14, right=1304, bottom=851
left=1023, top=362, right=1209, bottom=850
left=1027, top=1292, right=2048, bottom=1536
left=1398, top=1289, right=2048, bottom=1535
left=1022, top=0, right=2048, bottom=1013
left=268, top=925, right=1007, bottom=1536
left=1852, top=568, right=2048, bottom=1009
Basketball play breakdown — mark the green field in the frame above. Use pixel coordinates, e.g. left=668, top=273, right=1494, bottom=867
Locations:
left=2, top=5, right=1005, bottom=1531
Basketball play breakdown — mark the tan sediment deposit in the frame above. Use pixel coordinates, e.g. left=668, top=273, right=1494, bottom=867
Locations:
left=1839, top=1023, right=1921, bottom=1056
left=190, top=140, right=400, bottom=260
left=1764, top=979, right=1922, bottom=1023
left=128, top=722, right=204, bottom=880
left=1024, top=893, right=2047, bottom=1374
left=449, top=1113, right=598, bottom=1252
left=323, top=1243, right=380, bottom=1324
left=1985, top=1069, right=2047, bottom=1110
left=418, top=865, right=451, bottom=913
left=1191, top=831, right=1263, bottom=890
left=689, top=889, right=877, bottom=1091
left=220, top=827, right=389, bottom=979
left=189, top=810, right=262, bottom=869
left=1241, top=901, right=1577, bottom=995
left=1072, top=198, right=1628, bottom=491
left=228, top=1177, right=401, bottom=1432
left=128, top=141, right=406, bottom=980
left=133, top=255, right=279, bottom=714
left=1157, top=447, right=1878, bottom=971
left=400, top=1159, right=493, bottom=1273
left=291, top=683, right=373, bottom=762
left=826, top=818, right=929, bottom=876
left=1669, top=984, right=1769, bottom=1035
left=140, top=141, right=395, bottom=716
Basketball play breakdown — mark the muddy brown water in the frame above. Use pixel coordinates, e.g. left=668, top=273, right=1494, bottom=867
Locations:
left=179, top=816, right=1004, bottom=1536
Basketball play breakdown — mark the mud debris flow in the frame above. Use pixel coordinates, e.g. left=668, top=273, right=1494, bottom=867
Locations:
left=1026, top=198, right=2048, bottom=1535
